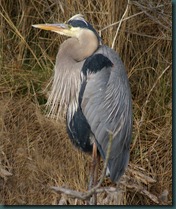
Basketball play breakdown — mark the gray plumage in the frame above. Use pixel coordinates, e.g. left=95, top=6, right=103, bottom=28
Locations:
left=33, top=14, right=132, bottom=183
left=81, top=45, right=132, bottom=181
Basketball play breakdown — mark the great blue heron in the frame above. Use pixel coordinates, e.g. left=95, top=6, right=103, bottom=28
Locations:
left=33, top=14, right=132, bottom=185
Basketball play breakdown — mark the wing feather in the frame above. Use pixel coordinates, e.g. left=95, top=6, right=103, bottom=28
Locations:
left=81, top=45, right=132, bottom=182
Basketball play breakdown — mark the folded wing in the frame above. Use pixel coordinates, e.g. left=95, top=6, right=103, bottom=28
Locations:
left=80, top=45, right=133, bottom=182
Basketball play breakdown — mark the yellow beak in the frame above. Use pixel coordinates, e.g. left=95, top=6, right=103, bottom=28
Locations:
left=32, top=23, right=77, bottom=37
left=32, top=23, right=68, bottom=31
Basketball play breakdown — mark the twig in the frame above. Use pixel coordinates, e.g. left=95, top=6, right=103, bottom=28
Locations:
left=51, top=161, right=162, bottom=204
left=127, top=167, right=156, bottom=185
left=0, top=7, right=42, bottom=68
left=51, top=186, right=117, bottom=201
left=99, top=4, right=165, bottom=37
left=50, top=135, right=162, bottom=205
left=51, top=132, right=114, bottom=202
left=111, top=0, right=130, bottom=49
left=131, top=65, right=171, bottom=152
left=140, top=65, right=170, bottom=124
left=99, top=11, right=144, bottom=34
left=82, top=132, right=114, bottom=200
left=51, top=186, right=86, bottom=200
left=121, top=179, right=159, bottom=204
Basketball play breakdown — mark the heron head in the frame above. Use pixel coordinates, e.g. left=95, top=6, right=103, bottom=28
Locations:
left=32, top=14, right=101, bottom=42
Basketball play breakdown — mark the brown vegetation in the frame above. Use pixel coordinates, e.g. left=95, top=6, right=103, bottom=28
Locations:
left=0, top=0, right=172, bottom=205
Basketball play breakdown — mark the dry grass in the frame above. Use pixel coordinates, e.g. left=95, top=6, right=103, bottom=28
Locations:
left=0, top=0, right=172, bottom=205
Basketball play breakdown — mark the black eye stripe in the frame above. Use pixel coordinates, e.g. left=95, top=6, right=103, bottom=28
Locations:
left=67, top=20, right=88, bottom=28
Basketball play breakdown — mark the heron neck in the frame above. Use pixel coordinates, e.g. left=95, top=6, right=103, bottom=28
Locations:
left=60, top=30, right=99, bottom=62
left=74, top=30, right=99, bottom=61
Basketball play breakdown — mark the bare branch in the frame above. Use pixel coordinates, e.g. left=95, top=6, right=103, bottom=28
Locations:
left=51, top=132, right=114, bottom=203
left=122, top=180, right=159, bottom=204
left=50, top=134, right=162, bottom=205
left=51, top=186, right=86, bottom=200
